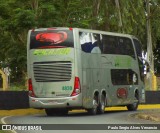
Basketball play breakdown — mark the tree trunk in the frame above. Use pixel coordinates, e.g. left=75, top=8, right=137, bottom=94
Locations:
left=115, top=0, right=123, bottom=32
left=91, top=0, right=101, bottom=29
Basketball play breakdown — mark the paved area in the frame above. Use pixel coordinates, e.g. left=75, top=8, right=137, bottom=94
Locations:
left=0, top=105, right=160, bottom=122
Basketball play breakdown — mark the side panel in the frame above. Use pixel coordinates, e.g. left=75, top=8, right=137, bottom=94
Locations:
left=78, top=31, right=111, bottom=108
left=77, top=30, right=145, bottom=108
left=101, top=55, right=140, bottom=105
left=82, top=54, right=103, bottom=108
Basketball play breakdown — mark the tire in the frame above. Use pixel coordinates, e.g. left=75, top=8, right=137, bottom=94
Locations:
left=45, top=108, right=68, bottom=116
left=97, top=94, right=106, bottom=114
left=45, top=108, right=56, bottom=116
left=87, top=95, right=98, bottom=115
left=127, top=92, right=139, bottom=111
left=58, top=109, right=68, bottom=116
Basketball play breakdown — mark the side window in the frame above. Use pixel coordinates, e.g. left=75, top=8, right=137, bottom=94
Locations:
left=79, top=32, right=102, bottom=53
left=102, top=35, right=118, bottom=54
left=111, top=69, right=138, bottom=85
left=133, top=39, right=142, bottom=57
left=118, top=37, right=135, bottom=58
left=102, top=35, right=135, bottom=58
left=133, top=39, right=144, bottom=82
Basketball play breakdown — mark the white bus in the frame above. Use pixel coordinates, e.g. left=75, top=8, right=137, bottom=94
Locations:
left=27, top=27, right=145, bottom=116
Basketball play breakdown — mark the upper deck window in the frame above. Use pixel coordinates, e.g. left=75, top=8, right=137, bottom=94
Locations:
left=79, top=32, right=102, bottom=53
left=133, top=39, right=142, bottom=57
left=102, top=35, right=135, bottom=58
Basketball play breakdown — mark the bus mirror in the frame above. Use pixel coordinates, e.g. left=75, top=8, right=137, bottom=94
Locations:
left=138, top=56, right=150, bottom=73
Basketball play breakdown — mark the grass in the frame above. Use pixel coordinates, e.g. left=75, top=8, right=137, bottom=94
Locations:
left=0, top=131, right=11, bottom=133
left=8, top=84, right=27, bottom=91
left=0, top=109, right=44, bottom=116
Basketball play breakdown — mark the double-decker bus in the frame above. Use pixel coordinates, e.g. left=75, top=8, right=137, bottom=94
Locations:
left=27, top=27, right=145, bottom=116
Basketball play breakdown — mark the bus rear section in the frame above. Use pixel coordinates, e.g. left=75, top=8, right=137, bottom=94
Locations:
left=27, top=28, right=82, bottom=115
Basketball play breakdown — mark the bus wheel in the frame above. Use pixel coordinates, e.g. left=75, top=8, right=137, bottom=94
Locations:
left=97, top=94, right=106, bottom=114
left=127, top=92, right=139, bottom=111
left=58, top=109, right=68, bottom=116
left=87, top=95, right=98, bottom=115
left=45, top=108, right=68, bottom=116
left=45, top=108, right=55, bottom=116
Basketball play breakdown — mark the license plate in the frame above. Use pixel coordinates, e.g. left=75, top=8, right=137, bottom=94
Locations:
left=48, top=100, right=57, bottom=103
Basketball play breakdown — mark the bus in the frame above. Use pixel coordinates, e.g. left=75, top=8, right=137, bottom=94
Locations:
left=27, top=27, right=145, bottom=116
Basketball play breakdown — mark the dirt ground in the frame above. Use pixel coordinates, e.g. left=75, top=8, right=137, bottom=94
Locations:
left=131, top=110, right=160, bottom=122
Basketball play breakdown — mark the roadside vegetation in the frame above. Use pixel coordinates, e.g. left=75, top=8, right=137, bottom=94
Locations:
left=0, top=0, right=160, bottom=90
left=0, top=109, right=44, bottom=116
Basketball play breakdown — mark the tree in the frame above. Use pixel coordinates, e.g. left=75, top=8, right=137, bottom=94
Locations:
left=154, top=40, right=160, bottom=76
left=1, top=0, right=160, bottom=88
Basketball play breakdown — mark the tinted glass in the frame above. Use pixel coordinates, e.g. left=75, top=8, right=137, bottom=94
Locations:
left=111, top=69, right=138, bottom=85
left=102, top=35, right=118, bottom=54
left=118, top=37, right=135, bottom=57
left=133, top=39, right=142, bottom=57
left=133, top=39, right=144, bottom=81
left=102, top=35, right=135, bottom=58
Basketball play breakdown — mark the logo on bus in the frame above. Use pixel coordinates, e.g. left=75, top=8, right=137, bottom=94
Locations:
left=33, top=48, right=71, bottom=55
left=117, top=88, right=128, bottom=99
left=36, top=32, right=67, bottom=44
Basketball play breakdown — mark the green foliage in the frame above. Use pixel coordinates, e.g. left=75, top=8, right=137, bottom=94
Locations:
left=9, top=84, right=27, bottom=91
left=154, top=40, right=160, bottom=76
left=0, top=0, right=160, bottom=90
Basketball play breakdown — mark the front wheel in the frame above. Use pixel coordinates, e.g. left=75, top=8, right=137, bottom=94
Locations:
left=127, top=92, right=139, bottom=111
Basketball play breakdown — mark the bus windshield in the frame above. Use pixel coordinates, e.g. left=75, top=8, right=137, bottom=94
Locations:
left=30, top=29, right=74, bottom=49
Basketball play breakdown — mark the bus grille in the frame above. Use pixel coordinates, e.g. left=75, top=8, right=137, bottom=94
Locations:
left=33, top=61, right=72, bottom=82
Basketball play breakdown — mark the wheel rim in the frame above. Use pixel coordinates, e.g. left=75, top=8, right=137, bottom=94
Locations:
left=134, top=93, right=139, bottom=107
left=133, top=102, right=138, bottom=108
left=93, top=98, right=98, bottom=109
left=101, top=95, right=106, bottom=111
left=101, top=100, right=105, bottom=110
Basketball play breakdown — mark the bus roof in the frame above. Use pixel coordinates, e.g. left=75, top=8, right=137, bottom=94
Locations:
left=30, top=27, right=138, bottom=39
